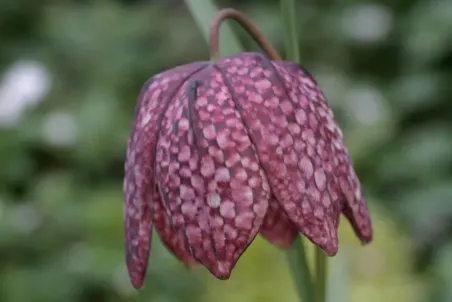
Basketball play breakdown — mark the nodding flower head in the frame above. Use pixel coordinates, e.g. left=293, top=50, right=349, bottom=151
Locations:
left=123, top=8, right=373, bottom=289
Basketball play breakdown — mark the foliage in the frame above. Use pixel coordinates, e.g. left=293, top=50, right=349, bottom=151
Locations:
left=0, top=0, right=451, bottom=301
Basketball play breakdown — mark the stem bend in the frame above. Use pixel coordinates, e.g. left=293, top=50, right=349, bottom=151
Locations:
left=209, top=8, right=281, bottom=61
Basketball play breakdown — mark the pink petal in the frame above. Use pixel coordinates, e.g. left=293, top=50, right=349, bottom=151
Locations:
left=275, top=61, right=373, bottom=246
left=155, top=66, right=270, bottom=279
left=124, top=62, right=206, bottom=288
left=338, top=164, right=373, bottom=243
left=260, top=195, right=298, bottom=248
left=216, top=53, right=340, bottom=256
left=152, top=185, right=198, bottom=268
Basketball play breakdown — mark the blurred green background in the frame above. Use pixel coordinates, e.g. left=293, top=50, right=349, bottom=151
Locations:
left=0, top=0, right=451, bottom=301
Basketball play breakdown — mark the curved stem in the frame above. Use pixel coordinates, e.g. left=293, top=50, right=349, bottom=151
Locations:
left=185, top=0, right=242, bottom=57
left=209, top=8, right=281, bottom=61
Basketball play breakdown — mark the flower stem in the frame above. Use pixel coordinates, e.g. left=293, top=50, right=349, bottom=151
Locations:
left=185, top=0, right=243, bottom=58
left=209, top=8, right=281, bottom=61
left=281, top=0, right=301, bottom=63
left=280, top=0, right=326, bottom=301
left=286, top=237, right=314, bottom=302
left=315, top=247, right=328, bottom=302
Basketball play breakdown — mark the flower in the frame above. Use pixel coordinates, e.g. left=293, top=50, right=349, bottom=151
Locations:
left=123, top=51, right=373, bottom=289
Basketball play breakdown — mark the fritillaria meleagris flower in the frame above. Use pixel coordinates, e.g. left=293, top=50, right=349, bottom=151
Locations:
left=123, top=51, right=373, bottom=288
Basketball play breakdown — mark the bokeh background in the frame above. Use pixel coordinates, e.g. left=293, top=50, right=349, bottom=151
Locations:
left=1, top=0, right=451, bottom=301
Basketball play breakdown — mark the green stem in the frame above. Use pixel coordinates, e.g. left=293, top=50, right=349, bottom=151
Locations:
left=280, top=0, right=327, bottom=301
left=281, top=0, right=301, bottom=63
left=286, top=237, right=314, bottom=302
left=315, top=248, right=328, bottom=302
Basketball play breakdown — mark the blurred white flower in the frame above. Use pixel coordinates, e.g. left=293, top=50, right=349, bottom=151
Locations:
left=345, top=84, right=387, bottom=126
left=314, top=66, right=351, bottom=107
left=10, top=204, right=42, bottom=234
left=0, top=60, right=51, bottom=127
left=341, top=4, right=393, bottom=43
left=66, top=243, right=90, bottom=274
left=42, top=111, right=78, bottom=147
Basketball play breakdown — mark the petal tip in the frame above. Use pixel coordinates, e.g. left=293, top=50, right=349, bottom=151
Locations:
left=296, top=215, right=339, bottom=257
left=212, top=270, right=232, bottom=280
left=359, top=227, right=373, bottom=245
left=127, top=269, right=146, bottom=289
left=318, top=231, right=339, bottom=257
left=323, top=245, right=339, bottom=257
left=125, top=241, right=150, bottom=290
left=207, top=261, right=235, bottom=280
left=308, top=235, right=339, bottom=257
left=131, top=279, right=144, bottom=290
left=214, top=274, right=232, bottom=281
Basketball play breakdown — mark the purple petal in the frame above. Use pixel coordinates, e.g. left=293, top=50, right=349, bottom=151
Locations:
left=152, top=186, right=198, bottom=268
left=276, top=61, right=373, bottom=247
left=124, top=62, right=206, bottom=288
left=260, top=196, right=298, bottom=248
left=155, top=66, right=270, bottom=279
left=216, top=53, right=340, bottom=256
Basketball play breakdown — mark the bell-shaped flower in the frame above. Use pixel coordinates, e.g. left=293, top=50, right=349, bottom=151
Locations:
left=123, top=51, right=373, bottom=289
